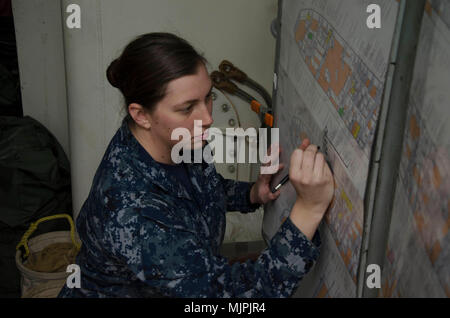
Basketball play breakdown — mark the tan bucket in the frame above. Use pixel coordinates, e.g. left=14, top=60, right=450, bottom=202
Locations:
left=15, top=214, right=81, bottom=298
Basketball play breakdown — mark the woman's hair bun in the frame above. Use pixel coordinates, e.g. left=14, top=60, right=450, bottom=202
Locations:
left=106, top=59, right=121, bottom=89
left=106, top=33, right=207, bottom=113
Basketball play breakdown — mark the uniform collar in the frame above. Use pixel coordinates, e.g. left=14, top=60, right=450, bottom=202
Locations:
left=118, top=116, right=205, bottom=201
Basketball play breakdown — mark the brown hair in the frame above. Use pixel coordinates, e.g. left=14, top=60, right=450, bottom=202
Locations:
left=106, top=33, right=207, bottom=115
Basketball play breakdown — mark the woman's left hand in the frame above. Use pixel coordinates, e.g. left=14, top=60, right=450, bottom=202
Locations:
left=249, top=143, right=285, bottom=205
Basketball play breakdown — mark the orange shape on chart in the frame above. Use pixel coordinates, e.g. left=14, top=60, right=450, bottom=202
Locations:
left=443, top=216, right=449, bottom=236
left=313, top=56, right=321, bottom=67
left=317, top=283, right=328, bottom=298
left=381, top=279, right=389, bottom=297
left=383, top=277, right=398, bottom=298
left=422, top=193, right=429, bottom=204
left=410, top=115, right=421, bottom=140
left=341, top=248, right=351, bottom=266
left=414, top=212, right=425, bottom=233
left=406, top=144, right=411, bottom=159
left=433, top=165, right=442, bottom=189
left=351, top=229, right=357, bottom=241
left=306, top=56, right=318, bottom=76
left=355, top=222, right=362, bottom=235
left=366, top=79, right=371, bottom=88
left=429, top=241, right=442, bottom=265
left=295, top=20, right=307, bottom=43
left=413, top=165, right=422, bottom=186
left=425, top=1, right=433, bottom=17
left=444, top=204, right=450, bottom=236
left=317, top=39, right=352, bottom=97
left=370, top=86, right=377, bottom=99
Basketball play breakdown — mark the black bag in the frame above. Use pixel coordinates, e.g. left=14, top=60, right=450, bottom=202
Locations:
left=0, top=116, right=73, bottom=297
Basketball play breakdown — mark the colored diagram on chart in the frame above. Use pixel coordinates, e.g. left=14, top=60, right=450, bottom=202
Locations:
left=293, top=9, right=383, bottom=157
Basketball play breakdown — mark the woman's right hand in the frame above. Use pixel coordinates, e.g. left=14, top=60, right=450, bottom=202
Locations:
left=288, top=140, right=335, bottom=239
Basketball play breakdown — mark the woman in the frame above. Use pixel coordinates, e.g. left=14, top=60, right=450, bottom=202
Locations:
left=58, top=33, right=334, bottom=298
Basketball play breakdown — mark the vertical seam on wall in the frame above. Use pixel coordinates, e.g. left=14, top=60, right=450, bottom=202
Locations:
left=60, top=2, right=72, bottom=161
left=95, top=0, right=106, bottom=149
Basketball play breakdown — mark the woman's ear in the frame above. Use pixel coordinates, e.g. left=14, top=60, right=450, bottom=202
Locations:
left=128, top=103, right=152, bottom=129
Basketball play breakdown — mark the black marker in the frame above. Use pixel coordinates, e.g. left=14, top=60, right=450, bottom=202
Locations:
left=271, top=146, right=320, bottom=193
left=271, top=157, right=333, bottom=193
left=272, top=174, right=289, bottom=193
left=270, top=146, right=317, bottom=194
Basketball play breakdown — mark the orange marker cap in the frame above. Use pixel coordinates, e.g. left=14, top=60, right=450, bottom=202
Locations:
left=264, top=113, right=274, bottom=127
left=251, top=100, right=261, bottom=114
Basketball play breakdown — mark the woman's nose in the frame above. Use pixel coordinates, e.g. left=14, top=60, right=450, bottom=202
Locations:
left=200, top=103, right=214, bottom=127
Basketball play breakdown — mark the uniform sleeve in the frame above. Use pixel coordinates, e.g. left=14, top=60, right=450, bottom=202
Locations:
left=105, top=205, right=321, bottom=298
left=215, top=173, right=261, bottom=213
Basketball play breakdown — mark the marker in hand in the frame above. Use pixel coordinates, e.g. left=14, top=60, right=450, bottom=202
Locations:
left=271, top=139, right=311, bottom=193
left=270, top=142, right=331, bottom=194
left=272, top=174, right=290, bottom=193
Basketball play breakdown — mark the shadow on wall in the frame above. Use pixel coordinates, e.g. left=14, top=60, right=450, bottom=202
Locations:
left=0, top=0, right=23, bottom=117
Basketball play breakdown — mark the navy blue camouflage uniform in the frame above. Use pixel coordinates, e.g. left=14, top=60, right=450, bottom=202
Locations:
left=58, top=117, right=321, bottom=298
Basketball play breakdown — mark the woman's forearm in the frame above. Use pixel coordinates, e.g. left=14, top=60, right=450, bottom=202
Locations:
left=289, top=199, right=324, bottom=241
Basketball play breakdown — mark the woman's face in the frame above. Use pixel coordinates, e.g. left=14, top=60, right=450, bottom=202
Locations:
left=147, top=62, right=214, bottom=152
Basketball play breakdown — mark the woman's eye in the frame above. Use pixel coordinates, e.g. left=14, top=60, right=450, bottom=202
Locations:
left=184, top=105, right=194, bottom=112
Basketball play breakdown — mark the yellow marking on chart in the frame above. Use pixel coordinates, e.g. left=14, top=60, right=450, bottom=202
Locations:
left=326, top=30, right=333, bottom=43
left=352, top=122, right=361, bottom=138
left=341, top=190, right=353, bottom=212
left=350, top=81, right=356, bottom=95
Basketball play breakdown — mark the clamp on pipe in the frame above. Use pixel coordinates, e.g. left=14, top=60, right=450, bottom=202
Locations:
left=219, top=60, right=273, bottom=109
left=211, top=71, right=274, bottom=128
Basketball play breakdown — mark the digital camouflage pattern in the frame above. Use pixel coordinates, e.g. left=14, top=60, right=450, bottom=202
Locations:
left=58, top=118, right=321, bottom=298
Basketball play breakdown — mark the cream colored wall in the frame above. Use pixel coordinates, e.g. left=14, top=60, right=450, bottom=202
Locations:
left=12, top=0, right=70, bottom=156
left=13, top=0, right=278, bottom=234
